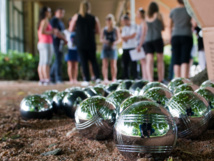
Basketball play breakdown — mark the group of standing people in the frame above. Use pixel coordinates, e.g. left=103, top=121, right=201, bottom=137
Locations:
left=37, top=0, right=205, bottom=86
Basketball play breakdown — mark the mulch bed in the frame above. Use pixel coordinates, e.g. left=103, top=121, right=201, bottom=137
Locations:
left=0, top=82, right=214, bottom=161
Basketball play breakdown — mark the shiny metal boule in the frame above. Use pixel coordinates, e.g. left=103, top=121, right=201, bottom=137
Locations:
left=174, top=83, right=198, bottom=94
left=168, top=78, right=192, bottom=93
left=140, top=82, right=168, bottom=95
left=75, top=96, right=117, bottom=140
left=195, top=87, right=214, bottom=128
left=42, top=90, right=58, bottom=104
left=62, top=90, right=88, bottom=118
left=106, top=83, right=120, bottom=93
left=144, top=87, right=173, bottom=107
left=167, top=91, right=211, bottom=138
left=129, top=80, right=148, bottom=95
left=117, top=80, right=134, bottom=90
left=93, top=86, right=110, bottom=97
left=20, top=95, right=53, bottom=120
left=83, top=87, right=98, bottom=97
left=107, top=90, right=132, bottom=114
left=201, top=80, right=214, bottom=88
left=114, top=101, right=177, bottom=161
left=120, top=96, right=152, bottom=114
left=52, top=91, right=68, bottom=114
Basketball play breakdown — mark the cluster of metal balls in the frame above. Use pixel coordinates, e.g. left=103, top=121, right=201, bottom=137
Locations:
left=20, top=78, right=214, bottom=160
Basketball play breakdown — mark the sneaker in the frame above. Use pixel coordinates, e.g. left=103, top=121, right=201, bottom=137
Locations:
left=38, top=81, right=43, bottom=86
left=81, top=81, right=89, bottom=87
left=56, top=81, right=63, bottom=85
left=95, top=79, right=101, bottom=84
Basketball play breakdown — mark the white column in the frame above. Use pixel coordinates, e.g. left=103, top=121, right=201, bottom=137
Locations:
left=0, top=0, right=7, bottom=53
left=130, top=0, right=135, bottom=24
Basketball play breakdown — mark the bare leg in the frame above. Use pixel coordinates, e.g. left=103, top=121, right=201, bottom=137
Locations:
left=102, top=59, right=109, bottom=83
left=38, top=65, right=44, bottom=81
left=89, top=62, right=95, bottom=80
left=67, top=61, right=73, bottom=83
left=174, top=65, right=181, bottom=78
left=110, top=59, right=117, bottom=82
left=43, top=65, right=50, bottom=80
left=73, top=61, right=79, bottom=84
left=146, top=54, right=154, bottom=82
left=181, top=63, right=190, bottom=78
left=157, top=53, right=164, bottom=82
left=140, top=59, right=147, bottom=80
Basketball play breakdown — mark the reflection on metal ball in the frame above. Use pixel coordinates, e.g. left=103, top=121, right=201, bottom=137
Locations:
left=120, top=96, right=152, bottom=114
left=174, top=83, right=198, bottom=94
left=75, top=96, right=117, bottom=140
left=83, top=87, right=97, bottom=97
left=167, top=91, right=211, bottom=138
left=62, top=90, right=88, bottom=118
left=52, top=91, right=68, bottom=114
left=201, top=80, right=214, bottom=88
left=196, top=87, right=214, bottom=129
left=168, top=78, right=192, bottom=93
left=144, top=87, right=173, bottom=107
left=42, top=90, right=58, bottom=104
left=65, top=87, right=82, bottom=93
left=20, top=95, right=53, bottom=120
left=129, top=80, right=148, bottom=95
left=107, top=90, right=132, bottom=114
left=140, top=82, right=168, bottom=95
left=114, top=101, right=177, bottom=161
left=106, top=83, right=120, bottom=93
left=93, top=86, right=110, bottom=97
left=117, top=80, right=134, bottom=90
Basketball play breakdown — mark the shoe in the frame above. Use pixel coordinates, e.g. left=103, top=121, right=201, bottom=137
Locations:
left=38, top=81, right=43, bottom=86
left=95, top=79, right=101, bottom=84
left=56, top=81, right=63, bottom=85
left=81, top=81, right=89, bottom=87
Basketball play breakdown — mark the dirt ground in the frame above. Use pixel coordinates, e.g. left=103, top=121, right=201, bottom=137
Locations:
left=0, top=81, right=214, bottom=161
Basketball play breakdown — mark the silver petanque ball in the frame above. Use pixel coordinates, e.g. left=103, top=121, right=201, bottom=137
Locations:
left=168, top=78, right=192, bottom=93
left=106, top=83, right=120, bottom=93
left=174, top=83, right=198, bottom=94
left=107, top=90, right=132, bottom=115
left=144, top=87, right=173, bottom=107
left=117, top=80, right=134, bottom=90
left=75, top=96, right=117, bottom=140
left=114, top=101, right=177, bottom=161
left=62, top=89, right=88, bottom=118
left=120, top=96, right=152, bottom=114
left=20, top=95, right=53, bottom=120
left=195, top=87, right=214, bottom=128
left=167, top=91, right=211, bottom=138
left=140, top=82, right=168, bottom=95
left=93, top=86, right=110, bottom=97
left=42, top=90, right=58, bottom=104
left=200, top=80, right=214, bottom=88
left=83, top=87, right=98, bottom=97
left=129, top=80, right=149, bottom=95
left=52, top=91, right=68, bottom=114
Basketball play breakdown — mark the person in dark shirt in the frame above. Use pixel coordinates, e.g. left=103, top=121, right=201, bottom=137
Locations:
left=69, top=0, right=101, bottom=86
left=50, top=8, right=67, bottom=84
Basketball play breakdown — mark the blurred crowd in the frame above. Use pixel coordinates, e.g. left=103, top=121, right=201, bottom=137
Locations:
left=37, top=0, right=206, bottom=86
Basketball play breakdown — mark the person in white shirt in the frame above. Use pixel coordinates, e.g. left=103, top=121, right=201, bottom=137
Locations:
left=121, top=15, right=138, bottom=79
left=64, top=18, right=79, bottom=84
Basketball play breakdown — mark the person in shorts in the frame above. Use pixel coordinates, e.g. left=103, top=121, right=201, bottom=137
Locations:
left=144, top=2, right=165, bottom=82
left=63, top=18, right=79, bottom=84
left=100, top=14, right=121, bottom=83
left=169, top=0, right=193, bottom=78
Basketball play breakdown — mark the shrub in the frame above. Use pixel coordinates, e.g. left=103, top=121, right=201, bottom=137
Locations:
left=0, top=51, right=171, bottom=81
